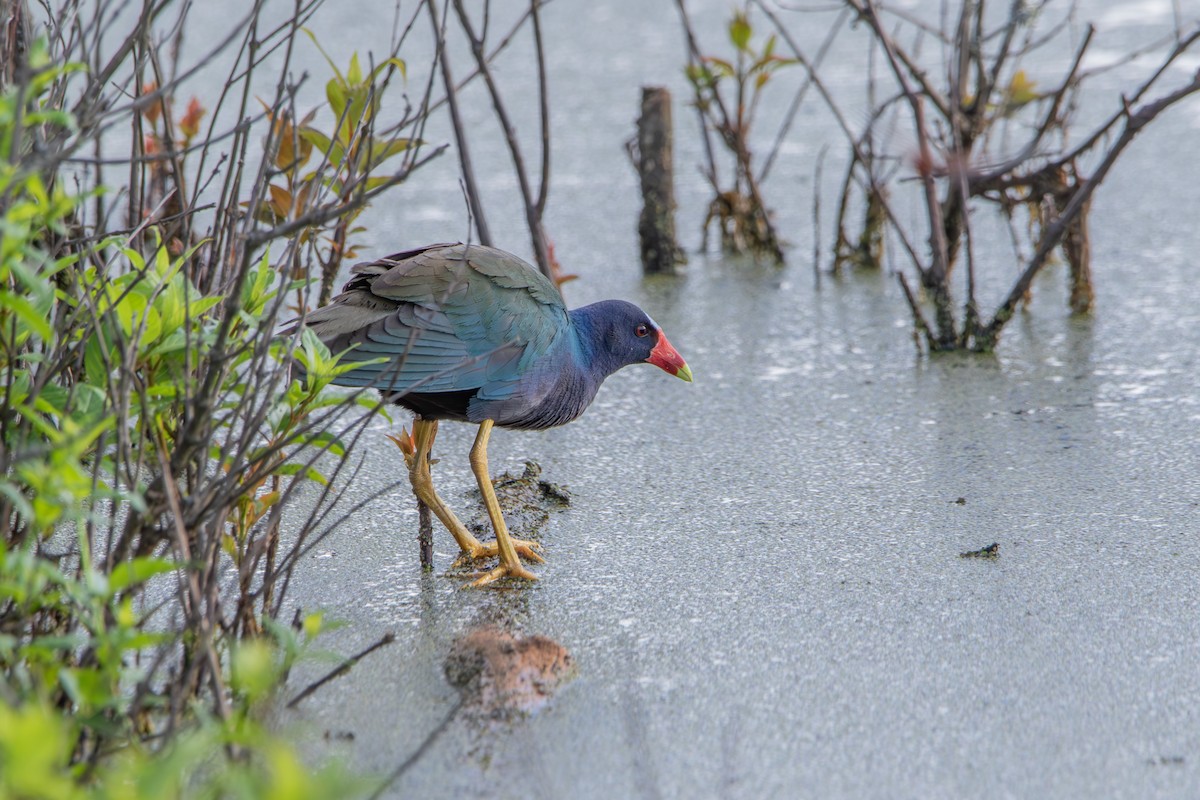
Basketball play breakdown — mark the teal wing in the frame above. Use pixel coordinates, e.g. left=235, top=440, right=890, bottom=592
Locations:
left=301, top=244, right=569, bottom=400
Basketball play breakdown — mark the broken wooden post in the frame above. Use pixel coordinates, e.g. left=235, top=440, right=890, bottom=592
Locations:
left=633, top=87, right=684, bottom=275
left=1063, top=197, right=1094, bottom=315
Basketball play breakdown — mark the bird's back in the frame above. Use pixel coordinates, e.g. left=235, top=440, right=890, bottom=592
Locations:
left=291, top=243, right=578, bottom=427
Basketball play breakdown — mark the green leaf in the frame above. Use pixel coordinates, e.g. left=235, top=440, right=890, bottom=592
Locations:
left=0, top=289, right=53, bottom=342
left=729, top=12, right=752, bottom=52
left=189, top=295, right=224, bottom=317
left=59, top=666, right=116, bottom=713
left=763, top=34, right=776, bottom=60
left=6, top=249, right=60, bottom=303
left=102, top=288, right=146, bottom=339
left=26, top=634, right=88, bottom=652
left=366, top=135, right=416, bottom=166
left=303, top=430, right=346, bottom=458
left=242, top=249, right=275, bottom=313
left=273, top=463, right=329, bottom=486
left=25, top=109, right=75, bottom=131
left=299, top=127, right=332, bottom=157
left=326, top=77, right=348, bottom=120
left=362, top=175, right=399, bottom=192
left=302, top=611, right=324, bottom=638
left=71, top=384, right=107, bottom=422
left=154, top=239, right=172, bottom=277
left=142, top=382, right=180, bottom=400
left=120, top=245, right=146, bottom=274
left=108, top=557, right=178, bottom=595
left=138, top=303, right=163, bottom=348
left=302, top=27, right=344, bottom=83
left=231, top=639, right=277, bottom=702
left=704, top=56, right=735, bottom=79
left=367, top=57, right=407, bottom=85
left=33, top=382, right=70, bottom=416
left=119, top=630, right=173, bottom=651
left=84, top=331, right=111, bottom=388
left=144, top=329, right=190, bottom=359
left=0, top=703, right=78, bottom=799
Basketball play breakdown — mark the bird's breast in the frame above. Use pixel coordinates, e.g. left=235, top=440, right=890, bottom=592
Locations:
left=472, top=359, right=601, bottom=431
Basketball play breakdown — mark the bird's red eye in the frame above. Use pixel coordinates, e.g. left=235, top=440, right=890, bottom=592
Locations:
left=635, top=324, right=650, bottom=337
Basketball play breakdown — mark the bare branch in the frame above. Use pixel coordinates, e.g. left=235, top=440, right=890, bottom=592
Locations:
left=451, top=0, right=553, bottom=281
left=981, top=67, right=1200, bottom=345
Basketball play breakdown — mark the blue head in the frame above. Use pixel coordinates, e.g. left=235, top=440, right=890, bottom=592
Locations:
left=569, top=300, right=692, bottom=382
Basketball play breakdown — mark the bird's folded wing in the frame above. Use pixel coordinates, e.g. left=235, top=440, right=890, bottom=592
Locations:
left=300, top=244, right=570, bottom=400
left=461, top=247, right=564, bottom=307
left=326, top=307, right=497, bottom=393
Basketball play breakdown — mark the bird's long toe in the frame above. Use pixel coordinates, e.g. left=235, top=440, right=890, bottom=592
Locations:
left=453, top=538, right=544, bottom=567
left=463, top=561, right=539, bottom=588
left=511, top=538, right=545, bottom=563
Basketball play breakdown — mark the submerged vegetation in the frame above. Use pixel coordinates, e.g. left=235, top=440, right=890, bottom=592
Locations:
left=676, top=1, right=1200, bottom=351
left=678, top=5, right=795, bottom=264
left=808, top=1, right=1200, bottom=351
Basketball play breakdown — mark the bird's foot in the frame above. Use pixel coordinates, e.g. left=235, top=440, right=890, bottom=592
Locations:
left=453, top=537, right=545, bottom=567
left=463, top=561, right=539, bottom=588
left=386, top=429, right=417, bottom=470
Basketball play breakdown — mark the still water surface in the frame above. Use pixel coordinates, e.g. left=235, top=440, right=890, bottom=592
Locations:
left=179, top=0, right=1200, bottom=796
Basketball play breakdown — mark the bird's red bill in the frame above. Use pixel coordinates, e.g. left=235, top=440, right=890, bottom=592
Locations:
left=647, top=332, right=693, bottom=382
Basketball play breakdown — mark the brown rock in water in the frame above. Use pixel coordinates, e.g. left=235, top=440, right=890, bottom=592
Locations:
left=445, top=627, right=573, bottom=718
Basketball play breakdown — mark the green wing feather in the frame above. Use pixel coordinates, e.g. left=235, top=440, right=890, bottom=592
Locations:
left=299, top=244, right=568, bottom=400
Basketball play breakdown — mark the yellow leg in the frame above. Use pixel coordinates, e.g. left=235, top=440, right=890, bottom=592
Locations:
left=464, top=420, right=538, bottom=586
left=408, top=419, right=488, bottom=557
left=405, top=418, right=544, bottom=571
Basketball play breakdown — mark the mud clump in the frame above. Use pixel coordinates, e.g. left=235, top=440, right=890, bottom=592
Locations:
left=466, top=460, right=570, bottom=541
left=959, top=542, right=1000, bottom=559
left=444, top=626, right=574, bottom=719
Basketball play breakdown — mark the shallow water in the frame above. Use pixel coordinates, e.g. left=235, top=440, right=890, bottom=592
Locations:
left=183, top=0, right=1200, bottom=797
left=285, top=261, right=1199, bottom=798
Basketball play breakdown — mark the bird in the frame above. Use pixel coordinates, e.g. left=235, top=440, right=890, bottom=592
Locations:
left=289, top=243, right=692, bottom=586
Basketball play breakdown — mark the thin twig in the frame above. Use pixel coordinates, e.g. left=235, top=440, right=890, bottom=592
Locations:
left=286, top=632, right=397, bottom=709
left=531, top=0, right=551, bottom=218
left=897, top=270, right=934, bottom=349
left=761, top=1, right=925, bottom=272
left=980, top=67, right=1200, bottom=345
left=368, top=698, right=465, bottom=800
left=859, top=0, right=951, bottom=294
left=428, top=0, right=492, bottom=246
left=812, top=145, right=827, bottom=284
left=756, top=4, right=847, bottom=184
left=452, top=0, right=553, bottom=280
